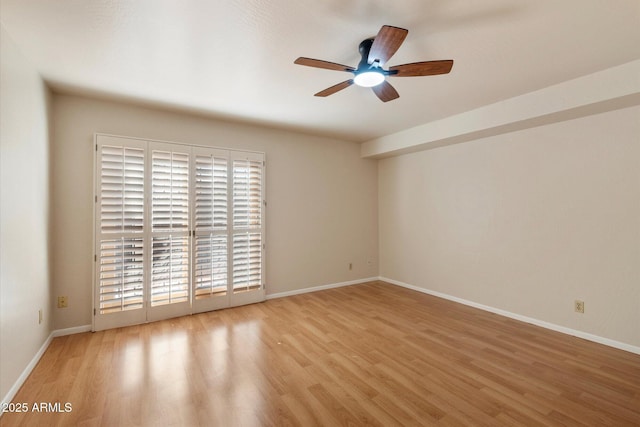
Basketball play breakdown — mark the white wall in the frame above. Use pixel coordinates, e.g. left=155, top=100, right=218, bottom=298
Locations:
left=51, top=94, right=378, bottom=330
left=0, top=28, right=52, bottom=402
left=378, top=106, right=640, bottom=348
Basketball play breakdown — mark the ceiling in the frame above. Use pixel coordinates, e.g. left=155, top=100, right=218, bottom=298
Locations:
left=1, top=0, right=639, bottom=142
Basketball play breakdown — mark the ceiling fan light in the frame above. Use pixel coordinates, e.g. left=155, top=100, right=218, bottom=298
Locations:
left=354, top=71, right=385, bottom=87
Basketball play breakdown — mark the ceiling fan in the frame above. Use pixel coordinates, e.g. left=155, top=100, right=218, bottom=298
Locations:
left=294, top=25, right=453, bottom=102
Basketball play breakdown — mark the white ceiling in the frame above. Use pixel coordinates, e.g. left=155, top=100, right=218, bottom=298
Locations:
left=1, top=0, right=639, bottom=142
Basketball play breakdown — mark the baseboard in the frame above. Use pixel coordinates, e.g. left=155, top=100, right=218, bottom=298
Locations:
left=380, top=276, right=640, bottom=355
left=266, top=277, right=379, bottom=300
left=0, top=324, right=93, bottom=413
left=51, top=324, right=92, bottom=337
left=1, top=332, right=53, bottom=413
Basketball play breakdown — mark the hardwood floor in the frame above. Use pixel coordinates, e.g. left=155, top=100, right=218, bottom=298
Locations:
left=2, top=281, right=639, bottom=426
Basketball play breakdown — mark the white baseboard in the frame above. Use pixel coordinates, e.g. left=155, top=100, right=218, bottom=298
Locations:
left=266, top=277, right=379, bottom=300
left=51, top=324, right=92, bottom=337
left=380, top=276, right=640, bottom=355
left=0, top=324, right=92, bottom=413
left=1, top=332, right=53, bottom=412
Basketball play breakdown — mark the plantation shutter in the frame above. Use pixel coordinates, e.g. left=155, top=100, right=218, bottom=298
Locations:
left=193, top=148, right=229, bottom=301
left=96, top=139, right=146, bottom=316
left=99, top=145, right=145, bottom=233
left=95, top=134, right=265, bottom=330
left=150, top=145, right=190, bottom=307
left=231, top=155, right=264, bottom=293
left=98, top=238, right=145, bottom=313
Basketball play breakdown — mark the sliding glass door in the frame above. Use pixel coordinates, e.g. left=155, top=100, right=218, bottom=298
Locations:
left=94, top=135, right=265, bottom=331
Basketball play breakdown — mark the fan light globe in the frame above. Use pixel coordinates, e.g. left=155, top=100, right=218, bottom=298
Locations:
left=354, top=71, right=385, bottom=87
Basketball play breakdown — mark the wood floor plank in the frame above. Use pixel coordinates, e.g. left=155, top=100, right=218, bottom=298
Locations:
left=2, top=281, right=639, bottom=426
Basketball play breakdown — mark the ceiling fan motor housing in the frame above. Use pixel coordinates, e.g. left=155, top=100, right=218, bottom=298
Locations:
left=356, top=38, right=391, bottom=76
left=357, top=39, right=375, bottom=69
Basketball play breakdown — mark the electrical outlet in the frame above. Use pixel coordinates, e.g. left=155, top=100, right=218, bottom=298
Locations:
left=58, top=296, right=68, bottom=308
left=574, top=300, right=584, bottom=313
left=348, top=263, right=353, bottom=270
left=38, top=309, right=43, bottom=324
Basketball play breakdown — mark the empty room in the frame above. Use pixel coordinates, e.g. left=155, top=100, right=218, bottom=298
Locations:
left=1, top=0, right=639, bottom=425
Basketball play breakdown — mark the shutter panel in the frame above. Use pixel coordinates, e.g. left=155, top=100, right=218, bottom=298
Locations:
left=152, top=150, right=189, bottom=230
left=98, top=237, right=144, bottom=314
left=233, top=159, right=262, bottom=228
left=231, top=155, right=263, bottom=293
left=195, top=154, right=227, bottom=230
left=194, top=151, right=229, bottom=301
left=150, top=148, right=190, bottom=307
left=97, top=141, right=146, bottom=316
left=232, top=233, right=262, bottom=291
left=100, top=146, right=144, bottom=233
left=151, top=236, right=189, bottom=305
left=231, top=156, right=262, bottom=294
left=194, top=234, right=228, bottom=298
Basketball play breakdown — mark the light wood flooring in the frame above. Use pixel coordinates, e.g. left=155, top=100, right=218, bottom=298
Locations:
left=2, top=281, right=639, bottom=426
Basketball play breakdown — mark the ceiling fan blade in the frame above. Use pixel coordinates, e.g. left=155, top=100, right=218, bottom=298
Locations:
left=372, top=81, right=399, bottom=102
left=368, top=25, right=408, bottom=65
left=314, top=80, right=354, bottom=97
left=294, top=57, right=355, bottom=72
left=389, top=60, right=454, bottom=77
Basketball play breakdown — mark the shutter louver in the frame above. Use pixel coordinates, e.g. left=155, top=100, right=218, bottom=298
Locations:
left=233, top=159, right=262, bottom=228
left=195, top=154, right=227, bottom=230
left=151, top=236, right=189, bottom=306
left=232, top=233, right=262, bottom=291
left=99, top=238, right=144, bottom=314
left=152, top=150, right=189, bottom=231
left=194, top=234, right=228, bottom=298
left=100, top=146, right=144, bottom=233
